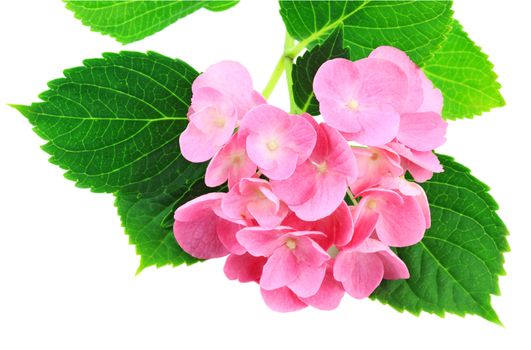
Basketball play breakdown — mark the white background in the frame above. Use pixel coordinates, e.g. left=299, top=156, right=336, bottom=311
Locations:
left=0, top=0, right=529, bottom=349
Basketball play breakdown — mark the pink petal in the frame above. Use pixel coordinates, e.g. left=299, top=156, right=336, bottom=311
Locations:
left=300, top=263, right=345, bottom=310
left=280, top=202, right=353, bottom=250
left=289, top=172, right=348, bottom=221
left=375, top=193, right=426, bottom=247
left=289, top=235, right=330, bottom=267
left=192, top=61, right=262, bottom=118
left=236, top=227, right=288, bottom=257
left=216, top=219, right=246, bottom=255
left=261, top=287, right=308, bottom=312
left=318, top=124, right=358, bottom=178
left=378, top=249, right=410, bottom=280
left=205, top=132, right=256, bottom=188
left=313, top=58, right=363, bottom=132
left=260, top=246, right=299, bottom=290
left=271, top=161, right=317, bottom=206
left=173, top=193, right=229, bottom=259
left=334, top=247, right=384, bottom=299
left=418, top=73, right=443, bottom=115
left=369, top=46, right=423, bottom=113
left=354, top=238, right=409, bottom=280
left=174, top=192, right=224, bottom=221
left=386, top=142, right=443, bottom=182
left=179, top=122, right=220, bottom=162
left=341, top=104, right=400, bottom=146
left=405, top=160, right=436, bottom=182
left=224, top=253, right=267, bottom=283
left=350, top=147, right=403, bottom=195
left=311, top=201, right=354, bottom=248
left=397, top=112, right=447, bottom=151
left=288, top=263, right=327, bottom=298
left=349, top=200, right=379, bottom=248
left=286, top=114, right=318, bottom=164
left=353, top=57, right=409, bottom=110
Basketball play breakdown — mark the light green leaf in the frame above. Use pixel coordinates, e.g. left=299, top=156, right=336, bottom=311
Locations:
left=422, top=20, right=505, bottom=120
left=13, top=51, right=218, bottom=271
left=65, top=0, right=239, bottom=44
left=292, top=26, right=349, bottom=115
left=371, top=155, right=509, bottom=324
left=280, top=0, right=453, bottom=65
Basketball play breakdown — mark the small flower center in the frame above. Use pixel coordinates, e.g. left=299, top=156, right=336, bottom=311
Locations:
left=315, top=161, right=328, bottom=174
left=266, top=139, right=279, bottom=151
left=370, top=151, right=379, bottom=161
left=230, top=152, right=243, bottom=166
left=286, top=238, right=297, bottom=250
left=346, top=99, right=359, bottom=111
left=366, top=199, right=378, bottom=210
left=213, top=116, right=226, bottom=128
left=327, top=245, right=339, bottom=258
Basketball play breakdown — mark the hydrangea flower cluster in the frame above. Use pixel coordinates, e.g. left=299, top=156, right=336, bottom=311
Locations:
left=174, top=46, right=447, bottom=312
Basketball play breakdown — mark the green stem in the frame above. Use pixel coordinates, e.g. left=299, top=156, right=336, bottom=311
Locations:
left=347, top=188, right=358, bottom=205
left=283, top=32, right=300, bottom=114
left=262, top=54, right=285, bottom=100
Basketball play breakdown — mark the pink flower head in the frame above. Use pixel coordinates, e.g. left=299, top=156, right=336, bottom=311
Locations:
left=271, top=119, right=357, bottom=221
left=334, top=238, right=409, bottom=299
left=349, top=147, right=403, bottom=195
left=180, top=87, right=238, bottom=162
left=205, top=132, right=257, bottom=188
left=192, top=60, right=265, bottom=119
left=221, top=178, right=288, bottom=228
left=173, top=193, right=239, bottom=259
left=369, top=46, right=442, bottom=115
left=313, top=57, right=408, bottom=145
left=236, top=227, right=329, bottom=298
left=239, top=105, right=317, bottom=180
left=350, top=182, right=429, bottom=248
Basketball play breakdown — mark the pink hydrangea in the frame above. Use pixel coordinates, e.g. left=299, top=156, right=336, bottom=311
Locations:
left=313, top=57, right=408, bottom=145
left=239, top=105, right=316, bottom=180
left=173, top=49, right=448, bottom=312
left=180, top=61, right=265, bottom=163
left=271, top=116, right=357, bottom=221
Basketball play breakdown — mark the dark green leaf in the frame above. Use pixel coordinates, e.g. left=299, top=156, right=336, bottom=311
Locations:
left=115, top=162, right=212, bottom=273
left=422, top=19, right=505, bottom=120
left=291, top=26, right=349, bottom=115
left=65, top=0, right=239, bottom=44
left=280, top=0, right=452, bottom=65
left=371, top=155, right=509, bottom=324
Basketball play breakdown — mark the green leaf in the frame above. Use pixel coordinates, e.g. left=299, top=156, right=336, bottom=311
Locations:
left=422, top=20, right=505, bottom=120
left=371, top=155, right=509, bottom=324
left=12, top=51, right=216, bottom=271
left=115, top=162, right=211, bottom=273
left=13, top=51, right=198, bottom=194
left=291, top=26, right=349, bottom=115
left=65, top=0, right=239, bottom=44
left=279, top=0, right=453, bottom=65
